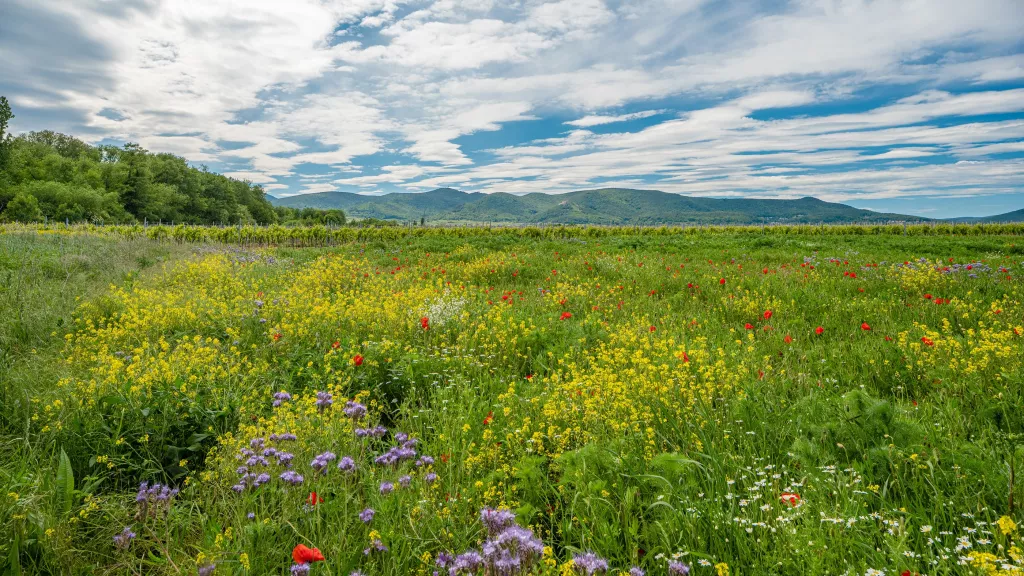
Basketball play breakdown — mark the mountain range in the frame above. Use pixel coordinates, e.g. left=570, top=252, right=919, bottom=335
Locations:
left=268, top=188, right=1024, bottom=225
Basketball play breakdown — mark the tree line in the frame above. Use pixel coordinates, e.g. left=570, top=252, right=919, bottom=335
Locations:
left=0, top=97, right=351, bottom=226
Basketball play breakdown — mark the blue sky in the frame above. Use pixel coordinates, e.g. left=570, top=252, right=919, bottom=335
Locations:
left=1, top=0, right=1023, bottom=218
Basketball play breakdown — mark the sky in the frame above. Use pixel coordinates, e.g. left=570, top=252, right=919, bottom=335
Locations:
left=1, top=0, right=1023, bottom=218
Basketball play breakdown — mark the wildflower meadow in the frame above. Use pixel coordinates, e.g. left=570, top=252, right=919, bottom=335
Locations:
left=1, top=225, right=1023, bottom=576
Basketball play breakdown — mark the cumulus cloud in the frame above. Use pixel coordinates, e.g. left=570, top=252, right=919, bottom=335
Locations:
left=0, top=0, right=1021, bottom=205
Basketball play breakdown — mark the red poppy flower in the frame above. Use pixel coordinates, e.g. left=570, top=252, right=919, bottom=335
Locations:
left=719, top=278, right=726, bottom=285
left=525, top=374, right=533, bottom=381
left=483, top=411, right=493, bottom=426
left=745, top=323, right=754, bottom=330
left=293, top=544, right=325, bottom=564
left=308, top=492, right=323, bottom=506
left=921, top=337, right=934, bottom=347
left=861, top=322, right=871, bottom=331
left=560, top=312, right=572, bottom=321
left=352, top=354, right=364, bottom=366
left=784, top=334, right=793, bottom=344
left=762, top=267, right=769, bottom=274
left=923, top=293, right=932, bottom=300
left=681, top=352, right=690, bottom=363
left=649, top=325, right=656, bottom=333
left=332, top=340, right=341, bottom=349
left=420, top=316, right=430, bottom=330
left=763, top=310, right=773, bottom=320
left=273, top=332, right=282, bottom=342
left=779, top=492, right=801, bottom=506
left=440, top=453, right=450, bottom=463
left=815, top=326, right=824, bottom=335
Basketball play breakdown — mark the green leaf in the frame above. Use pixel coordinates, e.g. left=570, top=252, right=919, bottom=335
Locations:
left=99, top=394, right=126, bottom=407
left=55, top=448, right=74, bottom=517
left=7, top=531, right=21, bottom=576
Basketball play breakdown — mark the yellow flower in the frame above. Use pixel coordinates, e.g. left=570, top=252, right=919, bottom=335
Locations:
left=239, top=552, right=250, bottom=571
left=715, top=562, right=730, bottom=576
left=997, top=515, right=1018, bottom=536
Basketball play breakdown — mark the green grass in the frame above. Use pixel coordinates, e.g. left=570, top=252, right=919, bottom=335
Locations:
left=1, top=229, right=1022, bottom=576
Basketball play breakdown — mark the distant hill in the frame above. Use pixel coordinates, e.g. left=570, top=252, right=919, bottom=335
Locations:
left=271, top=187, right=927, bottom=225
left=943, top=207, right=1024, bottom=224
left=978, top=208, right=1024, bottom=223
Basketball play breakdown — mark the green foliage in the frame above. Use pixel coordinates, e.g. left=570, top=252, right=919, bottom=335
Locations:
left=0, top=96, right=354, bottom=227
left=0, top=96, right=13, bottom=177
left=2, top=192, right=42, bottom=222
left=55, top=449, right=74, bottom=517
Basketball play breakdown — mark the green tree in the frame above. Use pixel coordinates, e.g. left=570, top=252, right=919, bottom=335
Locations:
left=0, top=96, right=14, bottom=182
left=3, top=191, right=43, bottom=222
left=118, top=143, right=152, bottom=219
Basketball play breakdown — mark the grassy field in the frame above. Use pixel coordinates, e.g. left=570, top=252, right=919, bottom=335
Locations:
left=1, top=228, right=1023, bottom=576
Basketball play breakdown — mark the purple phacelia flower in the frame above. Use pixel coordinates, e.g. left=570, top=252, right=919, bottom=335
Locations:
left=315, top=391, right=333, bottom=411
left=343, top=401, right=367, bottom=420
left=572, top=552, right=609, bottom=575
left=425, top=472, right=438, bottom=484
left=451, top=550, right=483, bottom=574
left=290, top=564, right=310, bottom=576
left=135, top=482, right=178, bottom=518
left=359, top=508, right=375, bottom=523
left=379, top=481, right=394, bottom=495
left=667, top=561, right=690, bottom=575
left=480, top=507, right=516, bottom=536
left=279, top=470, right=304, bottom=485
left=436, top=552, right=454, bottom=568
left=113, top=526, right=135, bottom=550
left=311, top=451, right=337, bottom=473
left=337, top=456, right=356, bottom=472
left=363, top=538, right=387, bottom=555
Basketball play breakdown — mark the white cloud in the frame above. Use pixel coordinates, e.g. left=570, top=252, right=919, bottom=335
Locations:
left=566, top=110, right=665, bottom=127
left=2, top=0, right=1021, bottom=205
